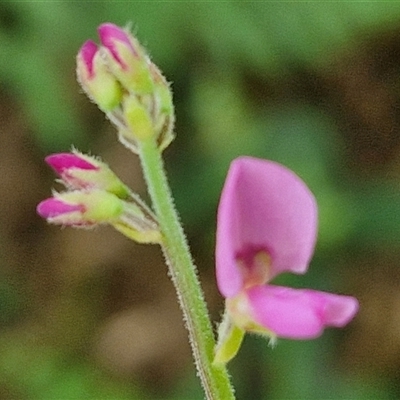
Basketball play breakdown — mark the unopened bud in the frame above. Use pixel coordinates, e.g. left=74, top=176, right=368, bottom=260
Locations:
left=98, top=23, right=153, bottom=94
left=37, top=190, right=124, bottom=227
left=45, top=150, right=130, bottom=198
left=37, top=188, right=162, bottom=244
left=77, top=23, right=176, bottom=151
left=77, top=40, right=122, bottom=111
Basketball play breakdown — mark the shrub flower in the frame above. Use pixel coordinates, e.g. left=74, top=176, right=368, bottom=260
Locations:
left=214, top=157, right=359, bottom=364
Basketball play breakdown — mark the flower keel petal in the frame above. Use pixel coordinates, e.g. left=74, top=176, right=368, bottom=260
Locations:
left=246, top=285, right=359, bottom=339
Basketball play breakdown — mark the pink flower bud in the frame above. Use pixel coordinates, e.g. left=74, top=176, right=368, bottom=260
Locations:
left=98, top=23, right=137, bottom=69
left=97, top=23, right=153, bottom=94
left=45, top=151, right=130, bottom=198
left=37, top=198, right=84, bottom=222
left=76, top=23, right=175, bottom=150
left=36, top=190, right=124, bottom=227
left=36, top=190, right=161, bottom=243
left=46, top=152, right=98, bottom=174
left=37, top=196, right=89, bottom=227
left=77, top=40, right=98, bottom=80
left=77, top=40, right=122, bottom=111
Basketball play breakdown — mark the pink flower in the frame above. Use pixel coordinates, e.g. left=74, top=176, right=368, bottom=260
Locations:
left=216, top=157, right=358, bottom=341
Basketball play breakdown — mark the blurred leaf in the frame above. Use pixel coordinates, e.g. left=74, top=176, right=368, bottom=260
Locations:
left=0, top=334, right=144, bottom=399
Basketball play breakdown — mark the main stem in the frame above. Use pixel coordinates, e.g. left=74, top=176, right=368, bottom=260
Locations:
left=138, top=137, right=235, bottom=400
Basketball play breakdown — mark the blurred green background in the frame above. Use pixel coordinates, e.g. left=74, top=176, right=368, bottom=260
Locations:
left=1, top=2, right=400, bottom=399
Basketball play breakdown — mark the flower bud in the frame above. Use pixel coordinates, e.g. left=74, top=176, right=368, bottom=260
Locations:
left=37, top=190, right=162, bottom=244
left=98, top=23, right=154, bottom=94
left=77, top=23, right=176, bottom=151
left=37, top=190, right=124, bottom=227
left=45, top=151, right=130, bottom=198
left=77, top=40, right=122, bottom=111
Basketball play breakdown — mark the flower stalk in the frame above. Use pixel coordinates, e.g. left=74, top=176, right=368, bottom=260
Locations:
left=137, top=136, right=235, bottom=400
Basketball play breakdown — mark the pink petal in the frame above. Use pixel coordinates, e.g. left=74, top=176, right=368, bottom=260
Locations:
left=216, top=157, right=318, bottom=297
left=77, top=40, right=98, bottom=79
left=45, top=153, right=97, bottom=175
left=36, top=198, right=83, bottom=219
left=98, top=23, right=136, bottom=68
left=246, top=285, right=359, bottom=339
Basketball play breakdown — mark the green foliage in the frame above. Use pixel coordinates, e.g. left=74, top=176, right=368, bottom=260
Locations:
left=2, top=2, right=400, bottom=150
left=0, top=335, right=144, bottom=399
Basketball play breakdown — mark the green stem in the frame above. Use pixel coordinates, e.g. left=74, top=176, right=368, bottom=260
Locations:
left=138, top=137, right=236, bottom=400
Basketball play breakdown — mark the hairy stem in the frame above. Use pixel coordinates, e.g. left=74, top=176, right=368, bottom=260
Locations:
left=138, top=137, right=235, bottom=400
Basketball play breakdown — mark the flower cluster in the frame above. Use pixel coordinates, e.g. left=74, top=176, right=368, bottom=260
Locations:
left=37, top=150, right=161, bottom=244
left=214, top=157, right=358, bottom=364
left=77, top=23, right=174, bottom=152
left=37, top=24, right=175, bottom=242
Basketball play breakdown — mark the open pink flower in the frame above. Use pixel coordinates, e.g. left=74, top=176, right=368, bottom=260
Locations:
left=216, top=157, right=358, bottom=341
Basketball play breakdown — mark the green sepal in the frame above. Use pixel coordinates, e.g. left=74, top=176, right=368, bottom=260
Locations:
left=122, top=95, right=154, bottom=141
left=213, top=311, right=245, bottom=365
left=112, top=221, right=162, bottom=244
left=81, top=190, right=124, bottom=222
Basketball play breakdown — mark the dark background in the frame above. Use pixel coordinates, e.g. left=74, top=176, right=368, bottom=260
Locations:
left=1, top=2, right=400, bottom=399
